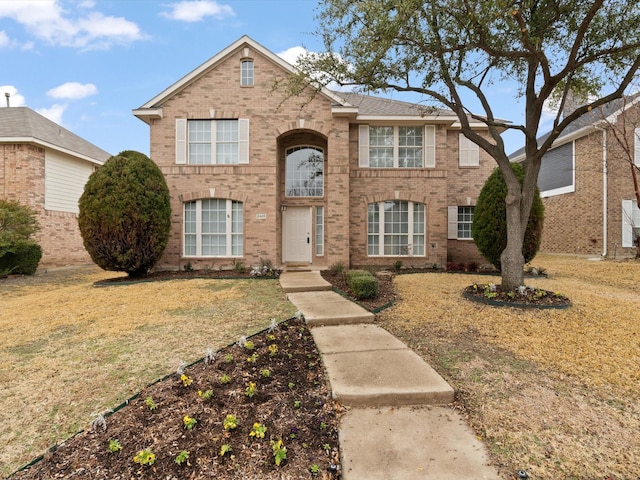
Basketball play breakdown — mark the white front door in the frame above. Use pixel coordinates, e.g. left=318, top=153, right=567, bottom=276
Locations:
left=282, top=207, right=312, bottom=263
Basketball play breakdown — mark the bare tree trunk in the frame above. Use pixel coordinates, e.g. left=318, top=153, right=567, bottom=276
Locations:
left=501, top=198, right=526, bottom=290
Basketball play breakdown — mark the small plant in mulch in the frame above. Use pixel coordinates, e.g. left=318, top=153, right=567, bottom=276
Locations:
left=11, top=317, right=341, bottom=479
left=464, top=282, right=571, bottom=308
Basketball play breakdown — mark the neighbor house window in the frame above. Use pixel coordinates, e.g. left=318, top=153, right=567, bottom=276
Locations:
left=285, top=146, right=324, bottom=197
left=359, top=125, right=435, bottom=168
left=175, top=118, right=249, bottom=165
left=316, top=206, right=324, bottom=256
left=184, top=199, right=243, bottom=257
left=458, top=134, right=479, bottom=167
left=537, top=141, right=574, bottom=196
left=367, top=201, right=425, bottom=256
left=241, top=59, right=254, bottom=86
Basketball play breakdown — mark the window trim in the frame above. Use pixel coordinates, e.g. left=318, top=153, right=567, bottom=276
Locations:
left=315, top=206, right=324, bottom=256
left=285, top=145, right=325, bottom=198
left=367, top=200, right=426, bottom=257
left=621, top=199, right=640, bottom=247
left=240, top=59, right=254, bottom=87
left=183, top=199, right=243, bottom=257
left=176, top=118, right=249, bottom=165
left=358, top=125, right=435, bottom=168
left=538, top=141, right=575, bottom=197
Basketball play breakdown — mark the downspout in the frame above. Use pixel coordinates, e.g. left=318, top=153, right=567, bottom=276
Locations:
left=596, top=127, right=608, bottom=257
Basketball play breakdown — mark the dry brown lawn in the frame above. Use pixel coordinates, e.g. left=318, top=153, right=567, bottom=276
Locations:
left=0, top=266, right=296, bottom=477
left=378, top=254, right=640, bottom=479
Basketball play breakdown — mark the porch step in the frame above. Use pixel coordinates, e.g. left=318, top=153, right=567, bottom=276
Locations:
left=279, top=271, right=332, bottom=292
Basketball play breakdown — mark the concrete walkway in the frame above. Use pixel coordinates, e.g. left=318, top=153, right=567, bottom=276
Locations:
left=280, top=271, right=501, bottom=480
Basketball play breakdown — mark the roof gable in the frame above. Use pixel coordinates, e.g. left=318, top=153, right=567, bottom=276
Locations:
left=135, top=35, right=348, bottom=114
left=0, top=107, right=110, bottom=164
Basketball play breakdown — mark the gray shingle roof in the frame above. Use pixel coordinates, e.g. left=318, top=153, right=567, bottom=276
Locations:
left=0, top=107, right=110, bottom=163
left=333, top=91, right=456, bottom=117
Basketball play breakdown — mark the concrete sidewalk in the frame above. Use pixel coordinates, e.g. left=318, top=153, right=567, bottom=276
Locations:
left=280, top=271, right=501, bottom=480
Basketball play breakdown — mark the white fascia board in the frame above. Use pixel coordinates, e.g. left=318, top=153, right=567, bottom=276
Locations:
left=0, top=137, right=107, bottom=165
left=331, top=106, right=359, bottom=117
left=137, top=35, right=349, bottom=110
left=132, top=108, right=163, bottom=125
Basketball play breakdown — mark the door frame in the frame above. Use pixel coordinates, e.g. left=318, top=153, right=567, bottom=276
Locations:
left=282, top=206, right=313, bottom=263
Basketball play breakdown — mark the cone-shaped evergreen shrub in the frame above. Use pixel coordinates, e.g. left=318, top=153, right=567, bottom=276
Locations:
left=78, top=150, right=171, bottom=277
left=472, top=163, right=544, bottom=270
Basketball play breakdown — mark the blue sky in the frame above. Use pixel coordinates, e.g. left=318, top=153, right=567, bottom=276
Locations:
left=0, top=0, right=531, bottom=156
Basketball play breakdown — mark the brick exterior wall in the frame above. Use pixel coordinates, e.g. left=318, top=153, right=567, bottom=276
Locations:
left=143, top=41, right=494, bottom=270
left=0, top=143, right=92, bottom=267
left=539, top=103, right=640, bottom=258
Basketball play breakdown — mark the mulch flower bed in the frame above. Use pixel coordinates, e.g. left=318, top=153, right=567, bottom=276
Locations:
left=11, top=317, right=342, bottom=479
left=463, top=283, right=571, bottom=309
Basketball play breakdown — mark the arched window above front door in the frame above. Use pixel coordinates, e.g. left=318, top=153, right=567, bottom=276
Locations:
left=285, top=146, right=324, bottom=197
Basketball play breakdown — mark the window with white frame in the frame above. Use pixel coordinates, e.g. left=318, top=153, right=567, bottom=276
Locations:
left=538, top=141, right=574, bottom=196
left=458, top=134, right=479, bottom=167
left=359, top=125, right=435, bottom=168
left=184, top=199, right=243, bottom=257
left=241, top=59, right=254, bottom=86
left=447, top=205, right=475, bottom=240
left=621, top=199, right=640, bottom=247
left=367, top=201, right=425, bottom=256
left=316, top=206, right=324, bottom=256
left=175, top=118, right=249, bottom=165
left=285, top=146, right=324, bottom=197
left=457, top=206, right=474, bottom=239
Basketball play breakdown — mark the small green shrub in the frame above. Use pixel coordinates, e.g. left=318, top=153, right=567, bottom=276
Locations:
left=0, top=240, right=42, bottom=275
left=346, top=270, right=379, bottom=299
left=329, top=261, right=346, bottom=275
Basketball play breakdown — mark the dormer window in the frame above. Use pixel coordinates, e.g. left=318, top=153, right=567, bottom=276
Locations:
left=241, top=59, right=254, bottom=86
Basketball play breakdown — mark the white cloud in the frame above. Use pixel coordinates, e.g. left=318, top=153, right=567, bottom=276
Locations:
left=162, top=1, right=234, bottom=22
left=277, top=46, right=307, bottom=66
left=0, top=31, right=9, bottom=47
left=0, top=85, right=26, bottom=107
left=0, top=0, right=144, bottom=50
left=47, top=82, right=98, bottom=100
left=36, top=104, right=67, bottom=124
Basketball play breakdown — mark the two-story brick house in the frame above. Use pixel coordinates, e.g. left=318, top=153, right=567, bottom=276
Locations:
left=0, top=106, right=110, bottom=266
left=511, top=94, right=640, bottom=258
left=133, top=36, right=495, bottom=270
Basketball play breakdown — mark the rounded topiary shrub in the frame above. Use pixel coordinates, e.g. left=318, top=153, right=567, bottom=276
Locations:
left=0, top=240, right=43, bottom=275
left=346, top=270, right=379, bottom=299
left=472, top=162, right=544, bottom=270
left=78, top=150, right=171, bottom=277
left=0, top=199, right=41, bottom=275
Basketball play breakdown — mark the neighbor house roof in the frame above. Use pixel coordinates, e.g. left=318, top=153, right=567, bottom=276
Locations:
left=0, top=106, right=110, bottom=164
left=510, top=93, right=640, bottom=160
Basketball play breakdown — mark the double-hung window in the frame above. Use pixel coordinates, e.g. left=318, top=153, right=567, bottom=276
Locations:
left=359, top=125, right=435, bottom=168
left=367, top=201, right=425, bottom=256
left=537, top=141, right=574, bottom=197
left=447, top=206, right=475, bottom=240
left=175, top=118, right=250, bottom=165
left=184, top=199, right=243, bottom=257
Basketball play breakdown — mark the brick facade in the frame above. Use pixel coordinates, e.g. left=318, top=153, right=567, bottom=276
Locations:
left=137, top=37, right=493, bottom=271
left=0, top=144, right=93, bottom=266
left=537, top=102, right=640, bottom=258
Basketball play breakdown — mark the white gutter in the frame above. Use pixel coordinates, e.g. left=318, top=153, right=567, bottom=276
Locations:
left=595, top=127, right=608, bottom=257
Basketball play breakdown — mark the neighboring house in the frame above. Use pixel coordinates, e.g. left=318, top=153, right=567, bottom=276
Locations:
left=0, top=106, right=110, bottom=266
left=133, top=36, right=496, bottom=271
left=510, top=94, right=640, bottom=258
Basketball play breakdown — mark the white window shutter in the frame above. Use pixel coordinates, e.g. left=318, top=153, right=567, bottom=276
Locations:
left=459, top=134, right=479, bottom=166
left=238, top=119, right=250, bottom=164
left=447, top=206, right=458, bottom=239
left=622, top=200, right=633, bottom=247
left=175, top=119, right=187, bottom=165
left=634, top=128, right=640, bottom=166
left=359, top=125, right=369, bottom=167
left=424, top=125, right=436, bottom=168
